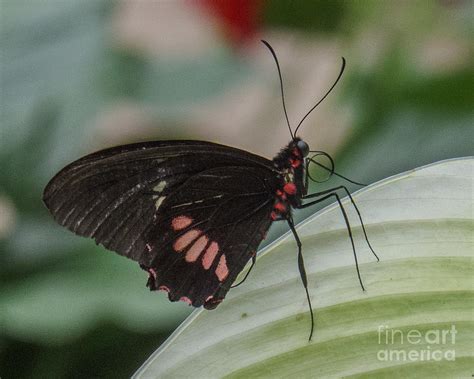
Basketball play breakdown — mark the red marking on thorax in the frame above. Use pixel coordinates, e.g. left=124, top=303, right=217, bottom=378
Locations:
left=276, top=189, right=287, bottom=200
left=216, top=254, right=229, bottom=281
left=274, top=202, right=286, bottom=212
left=283, top=182, right=297, bottom=195
left=185, top=235, right=209, bottom=262
left=172, top=215, right=193, bottom=231
left=290, top=158, right=301, bottom=168
left=202, top=241, right=219, bottom=269
left=173, top=229, right=201, bottom=252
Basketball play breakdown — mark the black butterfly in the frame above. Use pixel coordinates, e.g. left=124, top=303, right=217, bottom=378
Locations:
left=43, top=41, right=378, bottom=340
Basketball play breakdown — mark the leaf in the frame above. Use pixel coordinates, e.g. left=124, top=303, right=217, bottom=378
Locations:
left=134, top=157, right=473, bottom=378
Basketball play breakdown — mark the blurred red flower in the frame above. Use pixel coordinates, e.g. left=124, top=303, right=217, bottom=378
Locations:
left=197, top=0, right=265, bottom=44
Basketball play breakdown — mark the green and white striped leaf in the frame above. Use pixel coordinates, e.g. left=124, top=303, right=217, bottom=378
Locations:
left=134, top=157, right=473, bottom=378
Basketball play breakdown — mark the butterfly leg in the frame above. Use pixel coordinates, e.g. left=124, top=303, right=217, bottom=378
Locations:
left=231, top=254, right=257, bottom=288
left=296, top=192, right=366, bottom=291
left=287, top=216, right=315, bottom=342
left=302, top=186, right=379, bottom=261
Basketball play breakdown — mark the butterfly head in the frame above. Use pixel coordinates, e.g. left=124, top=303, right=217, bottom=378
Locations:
left=272, top=137, right=309, bottom=175
left=290, top=137, right=311, bottom=163
left=296, top=139, right=310, bottom=158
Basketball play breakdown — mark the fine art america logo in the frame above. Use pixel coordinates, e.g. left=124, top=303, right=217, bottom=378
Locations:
left=377, top=325, right=457, bottom=362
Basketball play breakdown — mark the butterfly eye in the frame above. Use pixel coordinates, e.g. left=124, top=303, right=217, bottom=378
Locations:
left=297, top=140, right=310, bottom=157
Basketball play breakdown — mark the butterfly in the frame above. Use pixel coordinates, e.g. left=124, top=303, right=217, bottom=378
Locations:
left=43, top=41, right=378, bottom=340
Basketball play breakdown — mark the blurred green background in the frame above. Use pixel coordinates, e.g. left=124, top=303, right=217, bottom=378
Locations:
left=1, top=1, right=472, bottom=377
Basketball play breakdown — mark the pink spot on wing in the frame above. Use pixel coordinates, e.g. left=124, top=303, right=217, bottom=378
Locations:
left=173, top=229, right=201, bottom=252
left=215, top=254, right=229, bottom=282
left=180, top=296, right=192, bottom=305
left=205, top=295, right=214, bottom=302
left=146, top=243, right=152, bottom=252
left=185, top=235, right=209, bottom=262
left=158, top=285, right=170, bottom=293
left=172, top=215, right=193, bottom=231
left=202, top=241, right=219, bottom=269
left=148, top=268, right=157, bottom=280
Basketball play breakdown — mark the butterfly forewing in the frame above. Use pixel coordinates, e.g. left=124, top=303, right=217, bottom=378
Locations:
left=43, top=141, right=279, bottom=307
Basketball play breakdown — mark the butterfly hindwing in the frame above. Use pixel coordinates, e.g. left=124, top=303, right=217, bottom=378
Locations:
left=140, top=166, right=276, bottom=307
left=43, top=141, right=280, bottom=307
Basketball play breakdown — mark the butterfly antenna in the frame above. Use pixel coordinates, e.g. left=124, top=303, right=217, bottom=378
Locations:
left=261, top=40, right=294, bottom=140
left=293, top=57, right=346, bottom=137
